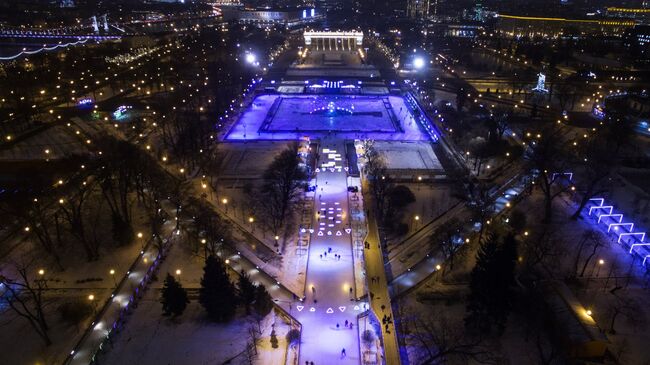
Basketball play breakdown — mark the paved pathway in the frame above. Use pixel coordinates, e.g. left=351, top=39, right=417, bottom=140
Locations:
left=297, top=141, right=362, bottom=365
left=362, top=179, right=401, bottom=365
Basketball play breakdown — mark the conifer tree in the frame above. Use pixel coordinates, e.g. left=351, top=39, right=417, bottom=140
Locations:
left=161, top=273, right=189, bottom=316
left=199, top=255, right=237, bottom=322
left=465, top=233, right=517, bottom=334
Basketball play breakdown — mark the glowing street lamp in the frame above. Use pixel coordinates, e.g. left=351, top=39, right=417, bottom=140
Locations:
left=245, top=53, right=256, bottom=65
left=413, top=57, right=425, bottom=70
left=175, top=269, right=182, bottom=284
left=109, top=269, right=117, bottom=288
left=88, top=294, right=97, bottom=314
left=222, top=198, right=228, bottom=213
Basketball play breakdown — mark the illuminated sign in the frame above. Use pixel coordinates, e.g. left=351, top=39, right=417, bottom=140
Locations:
left=113, top=105, right=132, bottom=120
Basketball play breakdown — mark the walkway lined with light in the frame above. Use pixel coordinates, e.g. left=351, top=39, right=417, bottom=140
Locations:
left=297, top=141, right=362, bottom=364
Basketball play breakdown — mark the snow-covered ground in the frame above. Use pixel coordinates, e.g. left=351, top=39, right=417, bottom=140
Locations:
left=373, top=141, right=444, bottom=171
left=101, top=300, right=292, bottom=365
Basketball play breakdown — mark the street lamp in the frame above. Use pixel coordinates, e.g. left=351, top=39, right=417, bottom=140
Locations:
left=245, top=53, right=257, bottom=65
left=222, top=198, right=228, bottom=213
left=413, top=56, right=425, bottom=70
left=88, top=294, right=97, bottom=314
left=595, top=259, right=605, bottom=277
left=109, top=269, right=117, bottom=288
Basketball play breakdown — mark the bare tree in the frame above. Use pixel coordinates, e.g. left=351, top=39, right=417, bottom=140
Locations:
left=58, top=178, right=98, bottom=261
left=1, top=196, right=64, bottom=270
left=524, top=126, right=570, bottom=222
left=606, top=289, right=641, bottom=335
left=520, top=227, right=566, bottom=279
left=431, top=218, right=465, bottom=276
left=577, top=230, right=607, bottom=278
left=570, top=134, right=615, bottom=219
left=0, top=260, right=52, bottom=345
left=405, top=310, right=499, bottom=365
left=260, top=142, right=307, bottom=236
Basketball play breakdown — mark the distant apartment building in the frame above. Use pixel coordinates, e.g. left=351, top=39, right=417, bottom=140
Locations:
left=495, top=14, right=636, bottom=38
left=407, top=0, right=429, bottom=20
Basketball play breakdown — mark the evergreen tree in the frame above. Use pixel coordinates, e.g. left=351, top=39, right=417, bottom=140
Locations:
left=253, top=284, right=273, bottom=317
left=465, top=233, right=518, bottom=334
left=199, top=255, right=237, bottom=322
left=161, top=273, right=189, bottom=316
left=238, top=271, right=256, bottom=314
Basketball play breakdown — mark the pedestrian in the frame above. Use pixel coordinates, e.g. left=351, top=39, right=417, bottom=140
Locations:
left=345, top=320, right=348, bottom=327
left=328, top=247, right=332, bottom=253
left=336, top=323, right=340, bottom=329
left=320, top=254, right=322, bottom=259
left=349, top=287, right=353, bottom=294
left=324, top=252, right=327, bottom=257
left=341, top=348, right=346, bottom=358
left=350, top=323, right=353, bottom=330
left=306, top=361, right=309, bottom=365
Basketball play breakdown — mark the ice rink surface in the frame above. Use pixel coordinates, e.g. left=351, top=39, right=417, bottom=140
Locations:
left=225, top=94, right=429, bottom=141
left=265, top=96, right=397, bottom=132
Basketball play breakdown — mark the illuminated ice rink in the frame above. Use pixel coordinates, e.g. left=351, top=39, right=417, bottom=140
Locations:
left=225, top=94, right=429, bottom=141
left=264, top=96, right=398, bottom=132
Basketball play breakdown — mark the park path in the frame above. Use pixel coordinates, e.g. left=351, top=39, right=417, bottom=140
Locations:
left=297, top=140, right=361, bottom=365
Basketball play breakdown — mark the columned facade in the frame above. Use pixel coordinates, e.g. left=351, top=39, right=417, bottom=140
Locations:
left=304, top=31, right=363, bottom=51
